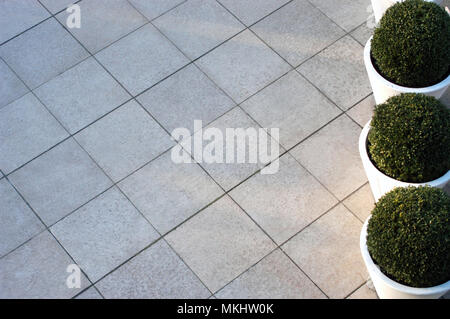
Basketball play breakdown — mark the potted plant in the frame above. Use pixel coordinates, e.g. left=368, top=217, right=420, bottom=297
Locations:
left=371, top=0, right=443, bottom=23
left=359, top=93, right=450, bottom=201
left=361, top=186, right=450, bottom=299
left=364, top=0, right=450, bottom=104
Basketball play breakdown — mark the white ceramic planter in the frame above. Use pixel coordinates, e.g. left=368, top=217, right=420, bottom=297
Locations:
left=364, top=37, right=450, bottom=105
left=371, top=0, right=443, bottom=23
left=359, top=121, right=450, bottom=201
left=361, top=217, right=450, bottom=299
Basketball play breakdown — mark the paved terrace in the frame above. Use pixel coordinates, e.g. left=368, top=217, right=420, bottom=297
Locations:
left=1, top=0, right=449, bottom=299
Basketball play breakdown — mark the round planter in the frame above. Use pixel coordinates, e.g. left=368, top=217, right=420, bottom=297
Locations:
left=371, top=0, right=443, bottom=23
left=360, top=217, right=450, bottom=299
left=364, top=36, right=450, bottom=105
left=359, top=121, right=450, bottom=202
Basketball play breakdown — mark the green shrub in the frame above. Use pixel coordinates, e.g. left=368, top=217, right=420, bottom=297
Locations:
left=367, top=186, right=450, bottom=288
left=368, top=93, right=450, bottom=183
left=371, top=0, right=450, bottom=87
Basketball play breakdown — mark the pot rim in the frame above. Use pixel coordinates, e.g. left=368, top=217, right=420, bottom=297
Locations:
left=364, top=36, right=450, bottom=93
left=359, top=121, right=450, bottom=187
left=360, top=217, right=450, bottom=295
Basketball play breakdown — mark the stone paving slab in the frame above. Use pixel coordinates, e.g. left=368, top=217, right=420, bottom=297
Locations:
left=218, top=0, right=290, bottom=26
left=0, top=231, right=89, bottom=299
left=195, top=29, right=290, bottom=103
left=251, top=0, right=344, bottom=67
left=75, top=100, right=174, bottom=182
left=56, top=0, right=148, bottom=54
left=0, top=179, right=44, bottom=257
left=9, top=138, right=112, bottom=226
left=215, top=249, right=326, bottom=299
left=0, top=59, right=28, bottom=109
left=290, top=115, right=367, bottom=200
left=230, top=153, right=337, bottom=244
left=95, top=23, right=189, bottom=96
left=34, top=57, right=131, bottom=134
left=50, top=187, right=159, bottom=282
left=154, top=0, right=244, bottom=60
left=0, top=0, right=49, bottom=44
left=0, top=18, right=89, bottom=89
left=165, top=195, right=276, bottom=292
left=0, top=93, right=68, bottom=174
left=0, top=0, right=390, bottom=299
left=282, top=204, right=367, bottom=299
left=96, top=239, right=210, bottom=299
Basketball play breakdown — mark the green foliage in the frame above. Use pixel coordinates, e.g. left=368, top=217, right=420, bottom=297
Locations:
left=368, top=93, right=450, bottom=183
left=371, top=0, right=450, bottom=87
left=367, top=186, right=450, bottom=288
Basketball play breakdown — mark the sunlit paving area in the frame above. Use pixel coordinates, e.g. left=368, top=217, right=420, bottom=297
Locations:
left=1, top=0, right=449, bottom=299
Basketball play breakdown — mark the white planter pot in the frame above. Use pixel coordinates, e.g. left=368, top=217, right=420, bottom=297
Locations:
left=364, top=36, right=450, bottom=105
left=359, top=121, right=450, bottom=202
left=361, top=217, right=450, bottom=299
left=371, top=0, right=443, bottom=23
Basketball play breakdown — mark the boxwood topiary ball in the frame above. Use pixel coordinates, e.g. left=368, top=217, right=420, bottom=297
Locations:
left=367, top=186, right=450, bottom=288
left=368, top=93, right=450, bottom=183
left=371, top=0, right=450, bottom=87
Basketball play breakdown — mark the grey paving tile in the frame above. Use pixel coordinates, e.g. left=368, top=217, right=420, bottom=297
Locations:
left=0, top=231, right=88, bottom=299
left=251, top=0, right=344, bottom=66
left=56, top=0, right=147, bottom=53
left=0, top=179, right=44, bottom=257
left=75, top=287, right=103, bottom=299
left=137, top=64, right=235, bottom=133
left=308, top=0, right=371, bottom=32
left=282, top=204, right=366, bottom=299
left=347, top=283, right=378, bottom=299
left=34, top=57, right=131, bottom=134
left=0, top=0, right=49, bottom=44
left=230, top=154, right=337, bottom=244
left=9, top=138, right=112, bottom=226
left=95, top=23, right=188, bottom=96
left=0, top=59, right=28, bottom=109
left=179, top=107, right=282, bottom=191
left=0, top=93, right=68, bottom=174
left=346, top=94, right=374, bottom=127
left=290, top=115, right=366, bottom=200
left=216, top=249, right=326, bottom=299
left=218, top=0, right=290, bottom=26
left=298, top=36, right=371, bottom=110
left=129, top=0, right=185, bottom=21
left=350, top=22, right=373, bottom=47
left=154, top=0, right=244, bottom=60
left=75, top=100, right=174, bottom=182
left=51, top=187, right=159, bottom=282
left=119, top=152, right=223, bottom=234
left=97, top=239, right=210, bottom=298
left=343, top=184, right=374, bottom=222
left=40, top=0, right=75, bottom=14
left=0, top=18, right=89, bottom=89
left=196, top=30, right=290, bottom=103
left=241, top=70, right=341, bottom=150
left=165, top=195, right=276, bottom=292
